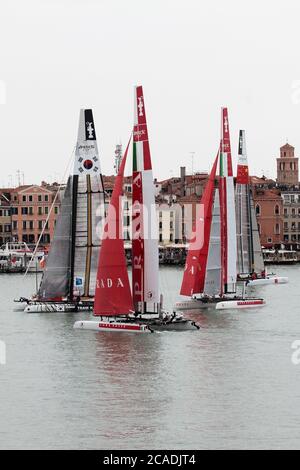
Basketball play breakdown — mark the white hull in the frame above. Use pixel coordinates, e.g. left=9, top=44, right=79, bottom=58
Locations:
left=174, top=299, right=218, bottom=311
left=73, top=320, right=152, bottom=333
left=247, top=276, right=288, bottom=287
left=215, top=299, right=266, bottom=310
left=25, top=303, right=77, bottom=313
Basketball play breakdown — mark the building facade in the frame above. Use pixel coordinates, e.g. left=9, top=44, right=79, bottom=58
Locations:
left=10, top=184, right=61, bottom=248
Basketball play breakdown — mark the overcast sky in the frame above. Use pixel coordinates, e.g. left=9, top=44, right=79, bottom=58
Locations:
left=1, top=0, right=300, bottom=186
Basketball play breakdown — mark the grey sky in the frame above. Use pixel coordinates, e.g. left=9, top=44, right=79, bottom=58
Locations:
left=1, top=0, right=300, bottom=186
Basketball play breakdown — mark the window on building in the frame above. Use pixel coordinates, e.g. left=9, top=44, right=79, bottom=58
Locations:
left=22, top=195, right=26, bottom=202
left=159, top=211, right=162, bottom=217
left=21, top=207, right=28, bottom=215
left=45, top=195, right=49, bottom=202
left=13, top=221, right=17, bottom=230
left=291, top=222, right=296, bottom=231
left=28, top=195, right=33, bottom=202
left=159, top=221, right=162, bottom=229
left=22, top=221, right=27, bottom=230
left=267, top=237, right=272, bottom=243
left=284, top=234, right=289, bottom=242
left=255, top=204, right=261, bottom=215
left=170, top=221, right=173, bottom=229
left=29, top=207, right=33, bottom=215
left=292, top=208, right=296, bottom=217
left=170, top=233, right=173, bottom=242
left=275, top=205, right=280, bottom=215
left=275, top=223, right=280, bottom=235
left=28, top=234, right=35, bottom=244
left=159, top=234, right=163, bottom=242
left=38, top=207, right=43, bottom=215
left=284, top=222, right=288, bottom=231
left=38, top=220, right=43, bottom=230
left=54, top=206, right=59, bottom=215
left=284, top=208, right=288, bottom=217
left=29, top=221, right=34, bottom=230
left=45, top=207, right=49, bottom=215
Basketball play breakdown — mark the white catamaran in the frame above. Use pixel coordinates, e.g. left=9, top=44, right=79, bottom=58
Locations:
left=74, top=86, right=199, bottom=332
left=236, top=130, right=288, bottom=287
left=175, top=108, right=266, bottom=311
left=22, top=109, right=105, bottom=313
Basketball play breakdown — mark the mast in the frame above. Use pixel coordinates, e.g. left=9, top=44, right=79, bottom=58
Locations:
left=94, top=138, right=133, bottom=316
left=69, top=174, right=78, bottom=300
left=219, top=108, right=237, bottom=294
left=132, top=86, right=159, bottom=313
left=180, top=154, right=219, bottom=296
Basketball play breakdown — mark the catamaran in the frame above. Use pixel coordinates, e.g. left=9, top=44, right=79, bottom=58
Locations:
left=22, top=109, right=105, bottom=313
left=74, top=86, right=199, bottom=332
left=175, top=108, right=265, bottom=311
left=236, top=130, right=288, bottom=287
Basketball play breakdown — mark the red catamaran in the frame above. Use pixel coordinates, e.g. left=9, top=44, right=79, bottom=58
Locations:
left=74, top=86, right=199, bottom=332
left=175, top=108, right=266, bottom=311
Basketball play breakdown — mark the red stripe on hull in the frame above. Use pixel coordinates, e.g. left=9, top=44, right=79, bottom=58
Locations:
left=98, top=322, right=143, bottom=331
left=237, top=300, right=264, bottom=306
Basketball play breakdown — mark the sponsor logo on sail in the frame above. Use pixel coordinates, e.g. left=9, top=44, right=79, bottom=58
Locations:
left=97, top=278, right=125, bottom=288
left=138, top=96, right=144, bottom=116
left=86, top=121, right=94, bottom=139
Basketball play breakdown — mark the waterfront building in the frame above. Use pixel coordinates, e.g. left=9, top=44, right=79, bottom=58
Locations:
left=0, top=191, right=12, bottom=246
left=10, top=183, right=61, bottom=249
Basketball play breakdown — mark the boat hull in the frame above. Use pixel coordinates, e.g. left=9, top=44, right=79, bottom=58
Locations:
left=247, top=276, right=288, bottom=286
left=73, top=320, right=152, bottom=333
left=215, top=299, right=266, bottom=310
left=174, top=299, right=219, bottom=311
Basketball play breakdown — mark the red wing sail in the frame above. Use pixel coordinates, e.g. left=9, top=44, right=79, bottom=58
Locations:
left=180, top=154, right=219, bottom=296
left=93, top=137, right=134, bottom=316
left=132, top=86, right=159, bottom=310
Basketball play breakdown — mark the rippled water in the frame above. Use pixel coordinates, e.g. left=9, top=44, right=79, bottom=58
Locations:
left=0, top=265, right=300, bottom=449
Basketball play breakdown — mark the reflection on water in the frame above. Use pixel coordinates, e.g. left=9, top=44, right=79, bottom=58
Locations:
left=1, top=265, right=300, bottom=449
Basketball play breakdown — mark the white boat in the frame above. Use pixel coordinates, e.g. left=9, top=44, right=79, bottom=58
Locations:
left=175, top=109, right=265, bottom=311
left=74, top=320, right=152, bottom=333
left=235, top=130, right=288, bottom=286
left=73, top=86, right=199, bottom=333
left=20, top=109, right=105, bottom=313
left=247, top=276, right=288, bottom=287
left=0, top=242, right=44, bottom=273
left=216, top=298, right=266, bottom=310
